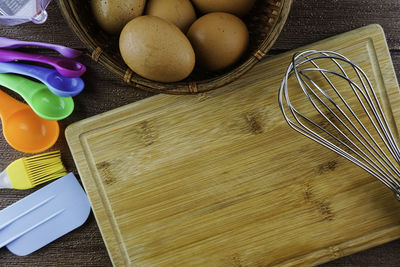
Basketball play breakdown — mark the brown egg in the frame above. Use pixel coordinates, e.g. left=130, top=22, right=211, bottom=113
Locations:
left=119, top=16, right=195, bottom=83
left=145, top=0, right=197, bottom=33
left=191, top=0, right=256, bottom=17
left=187, top=12, right=249, bottom=71
left=91, top=0, right=146, bottom=34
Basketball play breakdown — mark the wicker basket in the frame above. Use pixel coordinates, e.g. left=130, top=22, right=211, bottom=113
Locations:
left=58, top=0, right=292, bottom=94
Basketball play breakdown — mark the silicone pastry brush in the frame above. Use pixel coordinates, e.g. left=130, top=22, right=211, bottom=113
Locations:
left=0, top=151, right=67, bottom=190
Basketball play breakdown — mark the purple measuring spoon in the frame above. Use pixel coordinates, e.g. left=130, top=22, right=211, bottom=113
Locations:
left=0, top=37, right=83, bottom=58
left=0, top=49, right=86, bottom=78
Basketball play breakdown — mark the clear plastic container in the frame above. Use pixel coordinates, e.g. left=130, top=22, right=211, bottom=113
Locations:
left=0, top=0, right=52, bottom=26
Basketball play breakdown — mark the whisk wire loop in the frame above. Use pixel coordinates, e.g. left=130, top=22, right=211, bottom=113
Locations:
left=279, top=50, right=400, bottom=196
left=300, top=68, right=400, bottom=181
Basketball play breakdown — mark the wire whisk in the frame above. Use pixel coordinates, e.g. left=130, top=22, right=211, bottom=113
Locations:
left=278, top=50, right=400, bottom=199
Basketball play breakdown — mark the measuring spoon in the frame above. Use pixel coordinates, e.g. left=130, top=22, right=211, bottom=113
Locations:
left=0, top=37, right=83, bottom=58
left=0, top=62, right=84, bottom=97
left=0, top=73, right=74, bottom=120
left=0, top=49, right=86, bottom=78
left=0, top=89, right=59, bottom=153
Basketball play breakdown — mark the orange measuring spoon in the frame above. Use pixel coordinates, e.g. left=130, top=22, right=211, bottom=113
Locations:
left=0, top=89, right=59, bottom=153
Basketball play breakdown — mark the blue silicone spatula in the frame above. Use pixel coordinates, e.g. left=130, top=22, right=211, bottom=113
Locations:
left=0, top=173, right=91, bottom=256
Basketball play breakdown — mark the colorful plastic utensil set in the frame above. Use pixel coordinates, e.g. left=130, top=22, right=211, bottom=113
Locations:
left=0, top=39, right=91, bottom=257
left=0, top=37, right=85, bottom=153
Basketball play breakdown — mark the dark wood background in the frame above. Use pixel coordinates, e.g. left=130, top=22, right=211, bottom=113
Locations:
left=1, top=1, right=400, bottom=266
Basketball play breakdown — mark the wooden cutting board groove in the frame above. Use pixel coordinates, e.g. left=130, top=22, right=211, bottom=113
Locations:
left=66, top=24, right=400, bottom=267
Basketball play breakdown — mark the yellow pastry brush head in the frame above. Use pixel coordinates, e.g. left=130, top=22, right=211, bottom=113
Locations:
left=5, top=151, right=67, bottom=190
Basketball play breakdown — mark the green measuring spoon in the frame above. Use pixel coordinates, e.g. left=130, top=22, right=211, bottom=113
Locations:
left=0, top=73, right=74, bottom=120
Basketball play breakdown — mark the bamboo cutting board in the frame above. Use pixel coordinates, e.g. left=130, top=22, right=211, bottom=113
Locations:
left=66, top=24, right=400, bottom=266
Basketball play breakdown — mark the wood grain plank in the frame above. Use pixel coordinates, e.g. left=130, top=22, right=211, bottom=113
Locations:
left=66, top=25, right=400, bottom=267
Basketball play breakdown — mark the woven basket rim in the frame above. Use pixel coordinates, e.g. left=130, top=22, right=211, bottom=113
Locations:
left=58, top=0, right=293, bottom=94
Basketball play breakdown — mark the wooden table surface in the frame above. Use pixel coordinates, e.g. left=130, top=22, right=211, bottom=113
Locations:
left=0, top=1, right=399, bottom=266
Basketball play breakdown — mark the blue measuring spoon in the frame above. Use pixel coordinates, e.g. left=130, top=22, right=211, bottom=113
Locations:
left=0, top=62, right=84, bottom=97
